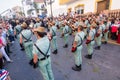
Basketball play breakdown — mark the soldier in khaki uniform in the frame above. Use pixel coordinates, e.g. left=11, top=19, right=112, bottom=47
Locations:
left=14, top=20, right=24, bottom=50
left=33, top=27, right=54, bottom=80
left=62, top=21, right=69, bottom=48
left=49, top=22, right=58, bottom=54
left=85, top=23, right=96, bottom=59
left=34, top=18, right=42, bottom=29
left=103, top=19, right=111, bottom=44
left=72, top=25, right=85, bottom=71
left=95, top=21, right=105, bottom=50
left=20, top=22, right=33, bottom=64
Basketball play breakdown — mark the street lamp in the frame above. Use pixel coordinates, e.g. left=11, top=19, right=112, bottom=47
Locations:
left=21, top=0, right=25, bottom=16
left=50, top=0, right=53, bottom=17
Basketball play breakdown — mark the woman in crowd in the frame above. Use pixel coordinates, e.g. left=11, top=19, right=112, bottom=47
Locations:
left=0, top=27, right=13, bottom=63
left=111, top=20, right=119, bottom=40
left=117, top=26, right=120, bottom=43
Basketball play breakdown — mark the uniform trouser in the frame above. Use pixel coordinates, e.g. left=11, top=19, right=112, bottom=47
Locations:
left=87, top=41, right=95, bottom=55
left=69, top=27, right=72, bottom=34
left=23, top=42, right=33, bottom=60
left=84, top=29, right=87, bottom=38
left=8, top=35, right=15, bottom=42
left=104, top=32, right=108, bottom=42
left=51, top=38, right=57, bottom=51
left=0, top=47, right=11, bottom=61
left=38, top=57, right=54, bottom=80
left=96, top=35, right=102, bottom=46
left=64, top=35, right=69, bottom=45
left=73, top=46, right=83, bottom=66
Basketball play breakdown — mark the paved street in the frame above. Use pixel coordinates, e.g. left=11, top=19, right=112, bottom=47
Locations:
left=4, top=31, right=120, bottom=80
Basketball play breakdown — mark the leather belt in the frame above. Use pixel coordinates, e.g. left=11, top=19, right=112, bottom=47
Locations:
left=40, top=55, right=50, bottom=61
left=24, top=40, right=32, bottom=43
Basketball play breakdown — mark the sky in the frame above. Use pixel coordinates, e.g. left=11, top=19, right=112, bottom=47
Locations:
left=0, top=0, right=22, bottom=13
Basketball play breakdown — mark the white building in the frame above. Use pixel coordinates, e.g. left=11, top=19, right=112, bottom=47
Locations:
left=59, top=0, right=120, bottom=14
left=46, top=0, right=67, bottom=17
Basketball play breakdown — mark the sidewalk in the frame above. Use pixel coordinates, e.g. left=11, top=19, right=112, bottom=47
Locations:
left=102, top=39, right=120, bottom=46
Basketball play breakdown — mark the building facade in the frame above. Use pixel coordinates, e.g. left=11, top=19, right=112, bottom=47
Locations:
left=46, top=0, right=67, bottom=17
left=59, top=0, right=120, bottom=14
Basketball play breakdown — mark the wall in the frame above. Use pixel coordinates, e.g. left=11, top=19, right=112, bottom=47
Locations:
left=111, top=0, right=120, bottom=10
left=67, top=0, right=95, bottom=13
left=46, top=0, right=67, bottom=17
left=59, top=0, right=69, bottom=5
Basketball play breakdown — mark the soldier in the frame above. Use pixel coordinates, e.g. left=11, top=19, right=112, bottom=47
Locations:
left=34, top=18, right=42, bottom=29
left=103, top=19, right=111, bottom=44
left=62, top=21, right=69, bottom=48
left=95, top=21, right=105, bottom=50
left=19, top=22, right=33, bottom=65
left=14, top=20, right=22, bottom=40
left=49, top=21, right=58, bottom=54
left=71, top=25, right=85, bottom=71
left=85, top=23, right=96, bottom=59
left=33, top=27, right=54, bottom=80
left=14, top=20, right=24, bottom=50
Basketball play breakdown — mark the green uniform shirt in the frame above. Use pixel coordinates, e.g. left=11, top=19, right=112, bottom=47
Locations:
left=106, top=22, right=111, bottom=29
left=89, top=29, right=96, bottom=40
left=15, top=25, right=22, bottom=35
left=34, top=22, right=41, bottom=28
left=21, top=29, right=32, bottom=42
left=74, top=21, right=80, bottom=27
left=74, top=31, right=85, bottom=46
left=100, top=24, right=106, bottom=32
left=33, top=36, right=50, bottom=59
left=63, top=25, right=69, bottom=35
left=50, top=26, right=57, bottom=38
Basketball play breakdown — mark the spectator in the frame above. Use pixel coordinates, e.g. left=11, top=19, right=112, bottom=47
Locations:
left=111, top=20, right=119, bottom=40
left=0, top=27, right=13, bottom=63
left=0, top=52, right=11, bottom=80
left=117, top=26, right=120, bottom=43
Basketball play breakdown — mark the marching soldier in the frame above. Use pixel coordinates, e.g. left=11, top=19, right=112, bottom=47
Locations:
left=14, top=20, right=24, bottom=50
left=103, top=19, right=111, bottom=44
left=33, top=27, right=54, bottom=80
left=72, top=25, right=85, bottom=71
left=19, top=22, right=33, bottom=64
left=49, top=21, right=58, bottom=54
left=62, top=21, right=69, bottom=48
left=14, top=20, right=22, bottom=41
left=34, top=18, right=42, bottom=29
left=85, top=23, right=96, bottom=59
left=95, top=21, right=105, bottom=50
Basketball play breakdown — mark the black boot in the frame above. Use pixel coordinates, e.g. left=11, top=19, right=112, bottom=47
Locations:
left=104, top=41, right=107, bottom=44
left=95, top=46, right=100, bottom=50
left=97, top=46, right=100, bottom=50
left=102, top=41, right=107, bottom=44
left=53, top=49, right=58, bottom=54
left=29, top=59, right=34, bottom=66
left=20, top=44, right=25, bottom=51
left=63, top=44, right=68, bottom=48
left=33, top=62, right=38, bottom=69
left=85, top=54, right=92, bottom=59
left=72, top=65, right=81, bottom=71
left=69, top=33, right=72, bottom=35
